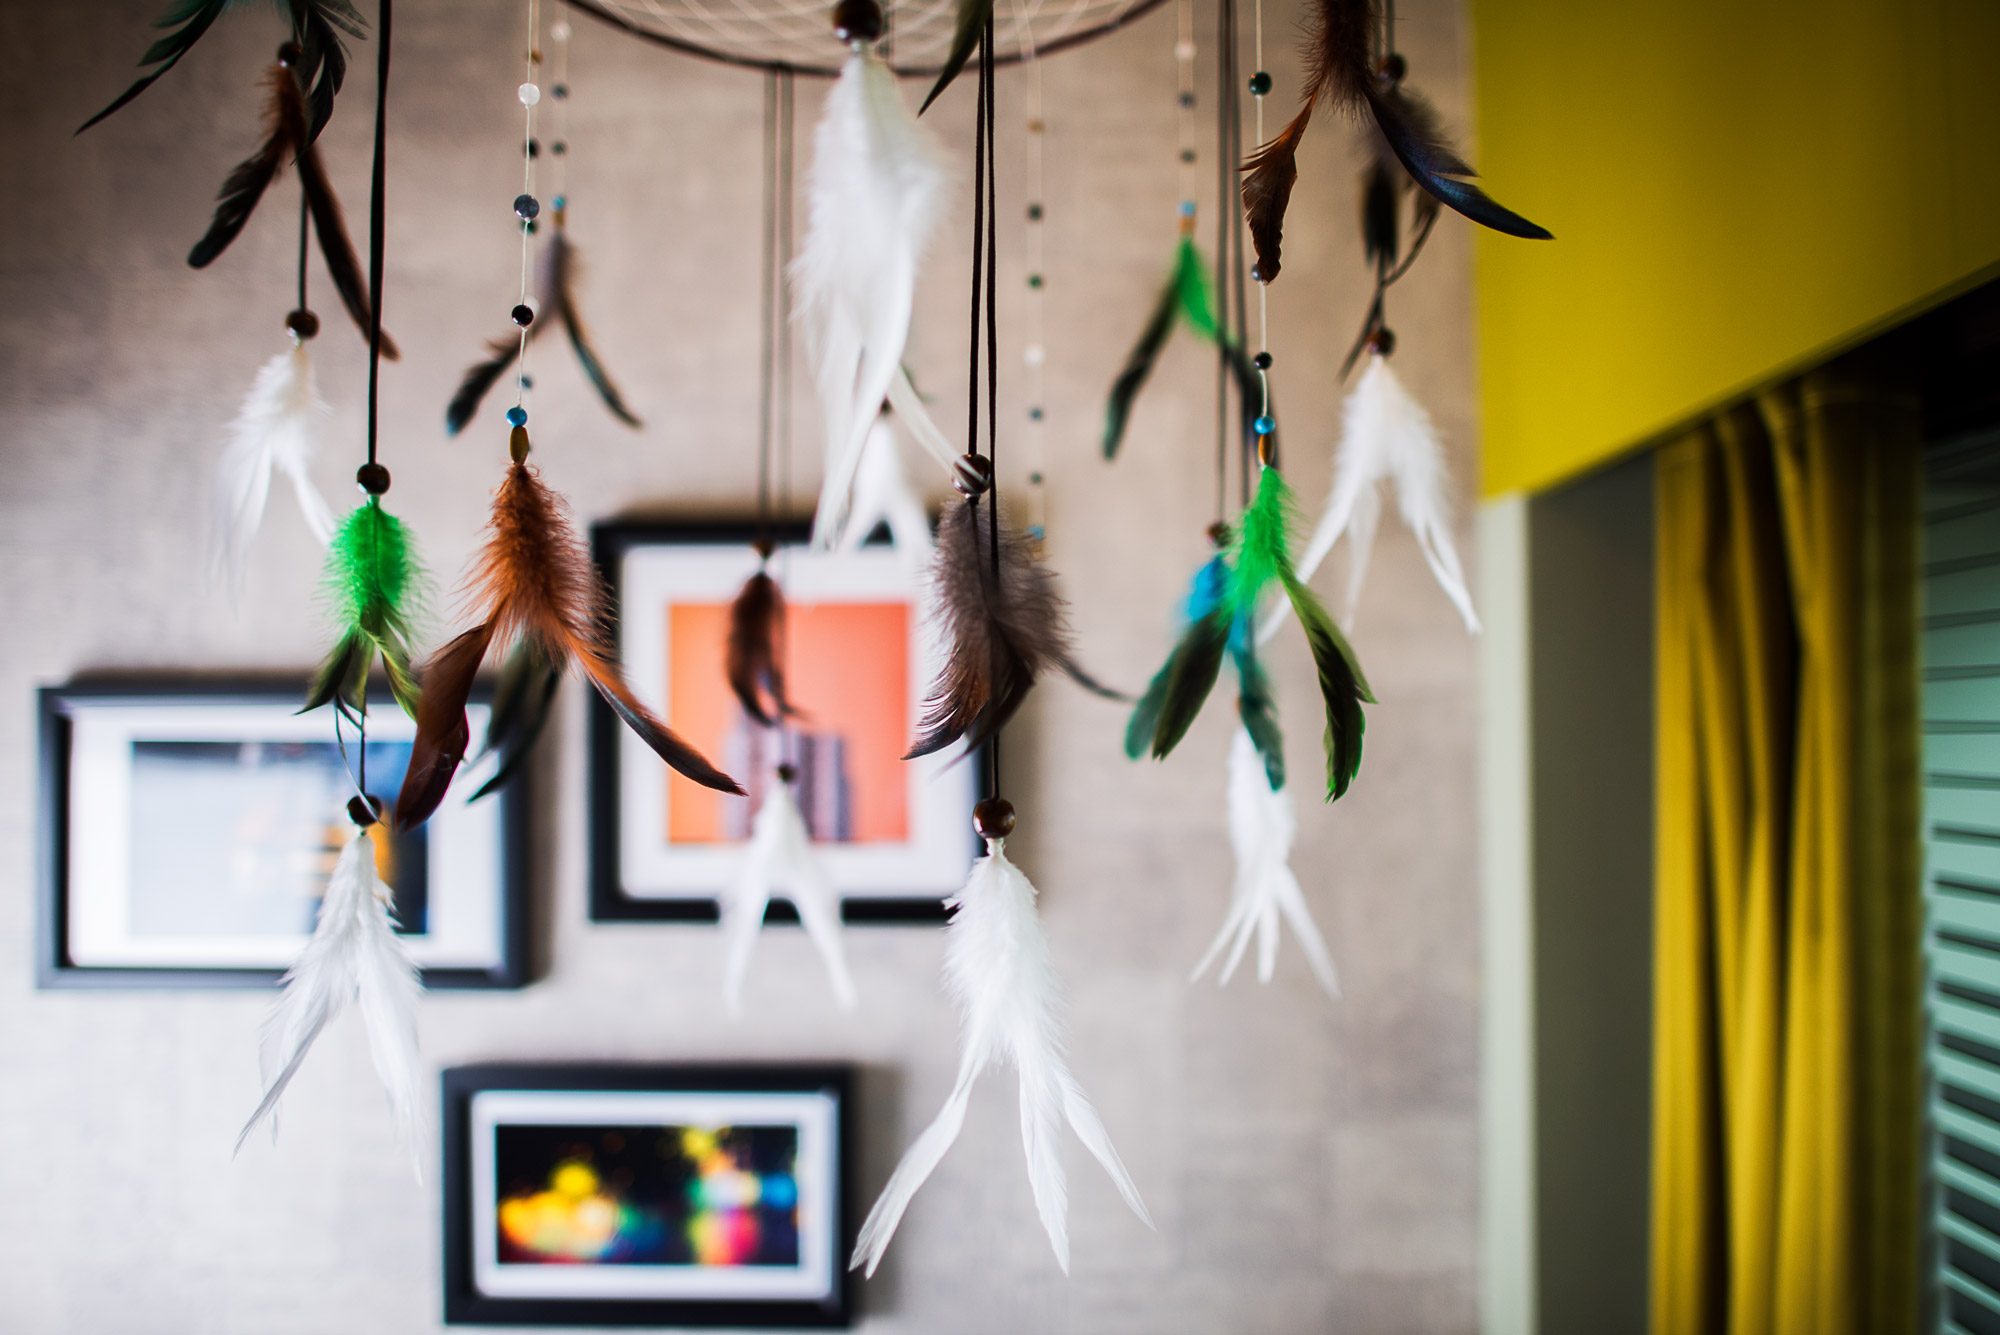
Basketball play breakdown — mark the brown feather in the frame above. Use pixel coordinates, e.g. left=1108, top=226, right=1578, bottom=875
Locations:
left=395, top=621, right=491, bottom=830
left=726, top=570, right=798, bottom=727
left=296, top=137, right=399, bottom=358
left=473, top=462, right=741, bottom=794
left=905, top=497, right=1071, bottom=759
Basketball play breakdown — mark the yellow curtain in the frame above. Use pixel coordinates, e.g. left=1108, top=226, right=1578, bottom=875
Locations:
left=1650, top=363, right=1923, bottom=1335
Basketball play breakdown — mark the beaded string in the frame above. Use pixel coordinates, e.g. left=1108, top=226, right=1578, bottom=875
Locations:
left=354, top=0, right=396, bottom=810
left=1247, top=0, right=1275, bottom=467
left=1018, top=12, right=1047, bottom=549
left=1211, top=0, right=1233, bottom=507
left=506, top=0, right=544, bottom=436
left=754, top=69, right=796, bottom=553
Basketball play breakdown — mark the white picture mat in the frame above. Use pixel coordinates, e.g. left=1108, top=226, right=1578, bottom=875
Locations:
left=616, top=542, right=974, bottom=899
left=469, top=1089, right=838, bottom=1302
left=65, top=701, right=502, bottom=969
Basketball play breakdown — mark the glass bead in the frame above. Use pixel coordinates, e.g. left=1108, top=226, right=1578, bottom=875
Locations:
left=552, top=195, right=567, bottom=212
left=518, top=82, right=541, bottom=106
left=1028, top=407, right=1044, bottom=422
left=952, top=453, right=993, bottom=497
left=1180, top=149, right=1197, bottom=164
left=551, top=19, right=572, bottom=40
left=512, top=303, right=535, bottom=327
left=514, top=193, right=540, bottom=220
left=1179, top=199, right=1196, bottom=218
left=1253, top=414, right=1276, bottom=436
left=1028, top=471, right=1044, bottom=485
left=1178, top=91, right=1196, bottom=108
left=1027, top=273, right=1043, bottom=289
left=522, top=219, right=537, bottom=235
left=527, top=137, right=540, bottom=158
left=1249, top=70, right=1272, bottom=96
left=1027, top=118, right=1045, bottom=134
left=551, top=140, right=568, bottom=155
left=552, top=83, right=569, bottom=100
left=1027, top=524, right=1045, bottom=542
left=1023, top=344, right=1045, bottom=367
left=277, top=42, right=303, bottom=67
left=1174, top=40, right=1196, bottom=60
left=518, top=374, right=534, bottom=391
left=1381, top=53, right=1407, bottom=84
left=1026, top=202, right=1043, bottom=221
left=1253, top=351, right=1272, bottom=369
left=506, top=405, right=528, bottom=427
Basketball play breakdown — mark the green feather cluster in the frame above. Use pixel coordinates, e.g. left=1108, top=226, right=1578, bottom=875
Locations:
left=304, top=497, right=426, bottom=723
left=1103, top=236, right=1249, bottom=459
left=1124, top=467, right=1375, bottom=801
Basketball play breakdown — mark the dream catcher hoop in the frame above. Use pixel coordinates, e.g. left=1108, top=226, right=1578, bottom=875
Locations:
left=570, top=0, right=1169, bottom=76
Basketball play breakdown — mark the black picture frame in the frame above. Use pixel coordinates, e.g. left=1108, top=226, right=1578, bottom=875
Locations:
left=589, top=519, right=970, bottom=925
left=441, top=1062, right=855, bottom=1329
left=36, top=678, right=529, bottom=990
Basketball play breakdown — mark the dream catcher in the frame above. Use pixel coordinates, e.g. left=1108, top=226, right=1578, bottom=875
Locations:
left=845, top=8, right=1151, bottom=1275
left=240, top=0, right=425, bottom=1169
left=721, top=71, right=859, bottom=1013
left=399, top=0, right=743, bottom=833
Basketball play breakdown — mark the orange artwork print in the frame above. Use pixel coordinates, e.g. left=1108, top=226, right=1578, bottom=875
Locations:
left=666, top=601, right=909, bottom=844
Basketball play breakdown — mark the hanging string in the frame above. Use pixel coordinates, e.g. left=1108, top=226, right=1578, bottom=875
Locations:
left=513, top=0, right=542, bottom=417
left=957, top=14, right=1003, bottom=804
left=776, top=70, right=794, bottom=521
left=1211, top=0, right=1232, bottom=514
left=296, top=189, right=310, bottom=315
left=1017, top=10, right=1048, bottom=548
left=356, top=0, right=396, bottom=804
left=756, top=68, right=778, bottom=545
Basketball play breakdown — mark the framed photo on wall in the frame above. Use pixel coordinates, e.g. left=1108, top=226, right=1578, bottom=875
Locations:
left=37, top=680, right=527, bottom=989
left=442, top=1063, right=853, bottom=1329
left=588, top=520, right=975, bottom=923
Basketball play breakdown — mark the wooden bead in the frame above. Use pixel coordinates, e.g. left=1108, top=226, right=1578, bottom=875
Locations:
left=347, top=794, right=384, bottom=827
left=972, top=798, right=1016, bottom=840
left=1369, top=326, right=1397, bottom=357
left=285, top=308, right=320, bottom=340
left=1207, top=521, right=1232, bottom=547
left=356, top=462, right=390, bottom=494
left=510, top=425, right=532, bottom=463
left=952, top=452, right=994, bottom=498
left=776, top=762, right=799, bottom=784
left=832, top=0, right=884, bottom=42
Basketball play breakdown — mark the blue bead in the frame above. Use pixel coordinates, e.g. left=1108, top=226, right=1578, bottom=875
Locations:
left=1179, top=199, right=1196, bottom=218
left=552, top=195, right=567, bottom=212
left=506, top=406, right=528, bottom=427
left=1254, top=414, right=1276, bottom=435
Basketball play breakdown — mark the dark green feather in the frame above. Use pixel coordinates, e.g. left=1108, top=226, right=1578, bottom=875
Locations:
left=79, top=0, right=232, bottom=135
left=917, top=0, right=993, bottom=115
left=304, top=498, right=426, bottom=722
left=1148, top=608, right=1230, bottom=759
left=469, top=642, right=562, bottom=802
left=1233, top=644, right=1285, bottom=790
left=1102, top=276, right=1178, bottom=460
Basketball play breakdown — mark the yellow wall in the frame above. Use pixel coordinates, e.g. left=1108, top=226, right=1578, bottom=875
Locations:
left=1470, top=0, right=2000, bottom=497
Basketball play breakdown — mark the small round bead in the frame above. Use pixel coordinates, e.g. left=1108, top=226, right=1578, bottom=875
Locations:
left=972, top=797, right=1016, bottom=840
left=753, top=537, right=777, bottom=561
left=776, top=761, right=799, bottom=784
left=1249, top=263, right=1267, bottom=283
left=1028, top=406, right=1044, bottom=422
left=509, top=424, right=532, bottom=463
left=1370, top=326, right=1397, bottom=357
left=1027, top=118, right=1045, bottom=134
left=1028, top=470, right=1044, bottom=485
left=514, top=193, right=540, bottom=220
left=1179, top=199, right=1196, bottom=218
left=832, top=0, right=886, bottom=42
left=1253, top=350, right=1272, bottom=370
left=552, top=83, right=569, bottom=99
left=1254, top=414, right=1276, bottom=436
left=1249, top=70, right=1272, bottom=96
left=552, top=194, right=567, bottom=212
left=1173, top=40, right=1197, bottom=60
left=505, top=405, right=528, bottom=427
left=952, top=453, right=993, bottom=498
left=284, top=308, right=320, bottom=340
left=551, top=19, right=572, bottom=40
left=1026, top=202, right=1043, bottom=221
left=522, top=219, right=538, bottom=235
left=1023, top=344, right=1045, bottom=367
left=1178, top=90, right=1196, bottom=108
left=527, top=137, right=541, bottom=158
left=277, top=42, right=303, bottom=67
left=1027, top=523, right=1045, bottom=542
left=1027, top=273, right=1043, bottom=289
left=347, top=794, right=383, bottom=828
left=1207, top=521, right=1231, bottom=547
left=551, top=140, right=568, bottom=156
left=518, top=373, right=534, bottom=391
left=518, top=82, right=541, bottom=106
left=512, top=303, right=535, bottom=327
left=1180, top=149, right=1197, bottom=164
left=356, top=462, right=391, bottom=495
left=1381, top=53, right=1407, bottom=84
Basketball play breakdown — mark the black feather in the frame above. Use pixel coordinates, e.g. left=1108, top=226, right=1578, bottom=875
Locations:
left=1234, top=644, right=1286, bottom=791
left=918, top=0, right=994, bottom=115
left=188, top=63, right=307, bottom=269
left=1361, top=156, right=1400, bottom=271
left=1102, top=275, right=1179, bottom=459
left=726, top=570, right=798, bottom=727
left=446, top=338, right=525, bottom=436
left=1057, top=654, right=1133, bottom=703
left=297, top=135, right=398, bottom=356
left=301, top=628, right=372, bottom=724
left=1365, top=83, right=1551, bottom=240
left=78, top=0, right=231, bottom=135
left=1124, top=658, right=1172, bottom=760
left=469, top=643, right=561, bottom=802
left=291, top=0, right=365, bottom=142
left=550, top=228, right=641, bottom=428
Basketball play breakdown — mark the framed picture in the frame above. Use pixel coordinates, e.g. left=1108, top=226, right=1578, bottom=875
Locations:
left=442, top=1063, right=854, bottom=1328
left=589, top=520, right=975, bottom=923
left=37, top=680, right=527, bottom=989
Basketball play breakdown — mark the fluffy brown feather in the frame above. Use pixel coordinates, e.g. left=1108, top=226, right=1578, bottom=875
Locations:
left=905, top=496, right=1071, bottom=759
left=397, top=461, right=741, bottom=830
left=726, top=570, right=797, bottom=727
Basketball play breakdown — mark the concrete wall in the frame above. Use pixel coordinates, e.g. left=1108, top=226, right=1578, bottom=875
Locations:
left=0, top=0, right=1483, bottom=1329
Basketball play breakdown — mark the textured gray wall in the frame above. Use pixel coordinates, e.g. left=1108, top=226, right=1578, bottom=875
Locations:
left=0, top=0, right=1480, bottom=1329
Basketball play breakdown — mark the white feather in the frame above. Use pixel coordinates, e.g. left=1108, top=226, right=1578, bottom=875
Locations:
left=840, top=416, right=936, bottom=579
left=237, top=830, right=424, bottom=1179
left=722, top=778, right=858, bottom=1014
left=1261, top=353, right=1478, bottom=643
left=1191, top=729, right=1341, bottom=1000
left=795, top=49, right=947, bottom=551
left=884, top=367, right=959, bottom=474
left=211, top=342, right=336, bottom=592
left=851, top=839, right=1151, bottom=1277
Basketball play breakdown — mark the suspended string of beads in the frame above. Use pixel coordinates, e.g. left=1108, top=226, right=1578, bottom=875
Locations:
left=755, top=68, right=795, bottom=545
left=507, top=0, right=544, bottom=438
left=1247, top=0, right=1274, bottom=465
left=1018, top=28, right=1048, bottom=549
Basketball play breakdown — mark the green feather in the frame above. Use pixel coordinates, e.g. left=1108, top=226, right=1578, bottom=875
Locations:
left=918, top=0, right=994, bottom=115
left=304, top=498, right=426, bottom=722
left=1172, top=235, right=1220, bottom=341
left=1148, top=609, right=1230, bottom=760
left=1228, top=464, right=1295, bottom=619
left=1124, top=659, right=1173, bottom=760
